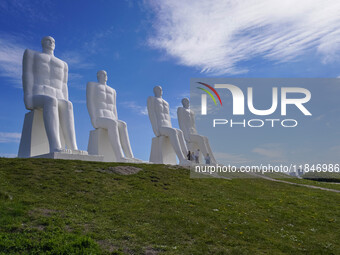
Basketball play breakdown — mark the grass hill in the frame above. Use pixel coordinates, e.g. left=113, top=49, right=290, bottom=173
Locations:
left=0, top=158, right=339, bottom=254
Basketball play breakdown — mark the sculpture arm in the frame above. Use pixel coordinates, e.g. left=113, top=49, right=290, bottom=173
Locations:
left=62, top=62, right=69, bottom=101
left=147, top=97, right=160, bottom=136
left=22, top=49, right=34, bottom=110
left=114, top=90, right=118, bottom=119
left=86, top=82, right=98, bottom=128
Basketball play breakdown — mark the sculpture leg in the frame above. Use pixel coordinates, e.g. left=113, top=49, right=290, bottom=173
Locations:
left=159, top=127, right=186, bottom=161
left=96, top=118, right=125, bottom=160
left=203, top=136, right=216, bottom=163
left=117, top=120, right=134, bottom=158
left=176, top=129, right=188, bottom=156
left=32, top=95, right=62, bottom=152
left=58, top=99, right=78, bottom=150
left=190, top=134, right=209, bottom=159
left=190, top=134, right=216, bottom=164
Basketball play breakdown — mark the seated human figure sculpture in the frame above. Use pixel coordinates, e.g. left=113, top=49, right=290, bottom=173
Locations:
left=177, top=98, right=216, bottom=164
left=87, top=70, right=139, bottom=162
left=147, top=86, right=190, bottom=165
left=21, top=36, right=84, bottom=154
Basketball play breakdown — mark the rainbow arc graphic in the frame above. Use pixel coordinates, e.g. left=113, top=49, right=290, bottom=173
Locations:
left=197, top=82, right=223, bottom=106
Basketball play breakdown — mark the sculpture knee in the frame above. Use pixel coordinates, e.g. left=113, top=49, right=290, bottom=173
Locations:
left=167, top=128, right=177, bottom=137
left=119, top=121, right=127, bottom=129
left=107, top=120, right=119, bottom=131
left=65, top=101, right=73, bottom=111
left=43, top=96, right=58, bottom=108
left=176, top=129, right=184, bottom=136
left=58, top=100, right=73, bottom=111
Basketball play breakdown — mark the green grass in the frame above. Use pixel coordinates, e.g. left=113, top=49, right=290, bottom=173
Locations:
left=0, top=158, right=339, bottom=254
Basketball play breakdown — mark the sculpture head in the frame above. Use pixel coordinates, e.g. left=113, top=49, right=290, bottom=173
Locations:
left=97, top=70, right=107, bottom=85
left=153, top=86, right=162, bottom=98
left=41, top=36, right=55, bottom=53
left=182, top=98, right=190, bottom=109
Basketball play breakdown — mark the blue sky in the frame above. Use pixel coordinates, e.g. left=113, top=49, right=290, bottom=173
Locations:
left=0, top=0, right=340, bottom=163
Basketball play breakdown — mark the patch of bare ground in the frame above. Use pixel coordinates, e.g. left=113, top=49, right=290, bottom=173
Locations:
left=28, top=208, right=58, bottom=217
left=97, top=166, right=142, bottom=175
left=145, top=247, right=159, bottom=255
left=97, top=240, right=119, bottom=253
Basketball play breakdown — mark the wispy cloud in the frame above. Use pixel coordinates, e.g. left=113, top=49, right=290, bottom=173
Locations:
left=0, top=153, right=17, bottom=158
left=120, top=101, right=148, bottom=116
left=0, top=35, right=90, bottom=89
left=252, top=143, right=285, bottom=159
left=329, top=145, right=340, bottom=154
left=0, top=0, right=54, bottom=22
left=0, top=132, right=21, bottom=143
left=71, top=99, right=86, bottom=104
left=214, top=152, right=250, bottom=164
left=170, top=103, right=182, bottom=119
left=146, top=0, right=340, bottom=74
left=176, top=92, right=190, bottom=100
left=67, top=72, right=86, bottom=90
left=120, top=99, right=184, bottom=120
left=83, top=26, right=114, bottom=54
left=60, top=51, right=94, bottom=70
left=0, top=35, right=26, bottom=86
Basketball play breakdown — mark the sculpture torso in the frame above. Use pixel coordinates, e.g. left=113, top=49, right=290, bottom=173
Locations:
left=28, top=49, right=67, bottom=100
left=181, top=107, right=197, bottom=135
left=153, top=97, right=172, bottom=129
left=90, top=83, right=117, bottom=121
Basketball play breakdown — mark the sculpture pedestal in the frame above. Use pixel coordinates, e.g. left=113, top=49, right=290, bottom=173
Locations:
left=33, top=151, right=103, bottom=161
left=149, top=136, right=177, bottom=165
left=88, top=128, right=117, bottom=162
left=18, top=110, right=65, bottom=158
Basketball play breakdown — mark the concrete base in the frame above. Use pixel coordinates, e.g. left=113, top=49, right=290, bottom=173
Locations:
left=18, top=110, right=66, bottom=158
left=33, top=152, right=104, bottom=161
left=149, top=136, right=177, bottom=165
left=88, top=128, right=117, bottom=162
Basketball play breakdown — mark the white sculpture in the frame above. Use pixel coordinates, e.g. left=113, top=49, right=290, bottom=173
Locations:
left=87, top=70, right=139, bottom=162
left=147, top=86, right=190, bottom=165
left=18, top=36, right=85, bottom=157
left=177, top=98, right=216, bottom=164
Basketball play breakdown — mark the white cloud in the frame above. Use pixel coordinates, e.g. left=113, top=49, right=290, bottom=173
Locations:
left=176, top=92, right=190, bottom=100
left=214, top=152, right=250, bottom=164
left=120, top=101, right=148, bottom=116
left=120, top=100, right=184, bottom=120
left=0, top=132, right=21, bottom=143
left=329, top=145, right=340, bottom=154
left=0, top=0, right=53, bottom=22
left=146, top=0, right=340, bottom=74
left=60, top=51, right=94, bottom=70
left=0, top=36, right=90, bottom=89
left=0, top=153, right=17, bottom=158
left=82, top=26, right=114, bottom=54
left=0, top=36, right=26, bottom=86
left=67, top=72, right=86, bottom=90
left=252, top=143, right=285, bottom=159
left=71, top=99, right=86, bottom=104
left=170, top=103, right=182, bottom=119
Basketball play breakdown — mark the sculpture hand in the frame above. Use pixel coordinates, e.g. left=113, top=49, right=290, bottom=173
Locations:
left=24, top=95, right=34, bottom=110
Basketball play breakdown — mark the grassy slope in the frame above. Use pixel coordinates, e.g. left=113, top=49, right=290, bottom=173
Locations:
left=278, top=177, right=340, bottom=191
left=0, top=158, right=339, bottom=255
left=217, top=170, right=340, bottom=191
